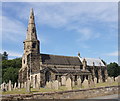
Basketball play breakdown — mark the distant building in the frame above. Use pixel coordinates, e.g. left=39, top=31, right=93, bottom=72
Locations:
left=18, top=9, right=108, bottom=88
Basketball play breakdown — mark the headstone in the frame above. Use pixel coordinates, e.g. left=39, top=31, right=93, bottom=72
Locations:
left=94, top=77, right=97, bottom=85
left=66, top=78, right=72, bottom=90
left=14, top=82, right=17, bottom=90
left=90, top=79, right=95, bottom=87
left=21, top=83, right=24, bottom=88
left=77, top=77, right=81, bottom=87
left=18, top=82, right=21, bottom=89
left=2, top=82, right=6, bottom=92
left=115, top=76, right=120, bottom=83
left=46, top=81, right=52, bottom=89
left=107, top=77, right=113, bottom=85
left=24, top=82, right=26, bottom=88
left=8, top=80, right=12, bottom=91
left=61, top=76, right=66, bottom=86
left=52, top=80, right=59, bottom=90
left=26, top=80, right=30, bottom=92
left=5, top=83, right=9, bottom=91
left=36, top=81, right=40, bottom=89
left=82, top=78, right=88, bottom=88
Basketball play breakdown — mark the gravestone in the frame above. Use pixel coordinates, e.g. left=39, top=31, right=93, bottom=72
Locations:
left=1, top=82, right=5, bottom=90
left=14, top=82, right=17, bottom=90
left=21, top=83, right=24, bottom=88
left=46, top=81, right=52, bottom=89
left=26, top=80, right=30, bottom=92
left=61, top=76, right=66, bottom=86
left=66, top=78, right=72, bottom=90
left=107, top=77, right=113, bottom=85
left=36, top=81, right=40, bottom=89
left=8, top=80, right=12, bottom=91
left=24, top=82, right=27, bottom=88
left=5, top=83, right=9, bottom=91
left=52, top=80, right=59, bottom=90
left=82, top=78, right=88, bottom=88
left=115, top=76, right=120, bottom=83
left=77, top=77, right=81, bottom=87
left=18, top=82, right=20, bottom=89
left=94, top=77, right=97, bottom=85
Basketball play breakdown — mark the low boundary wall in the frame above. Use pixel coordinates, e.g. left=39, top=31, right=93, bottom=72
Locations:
left=1, top=85, right=119, bottom=100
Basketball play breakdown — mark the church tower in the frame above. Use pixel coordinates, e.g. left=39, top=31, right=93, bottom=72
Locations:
left=19, top=8, right=40, bottom=83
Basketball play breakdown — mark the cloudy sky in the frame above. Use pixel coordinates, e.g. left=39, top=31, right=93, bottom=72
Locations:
left=1, top=2, right=118, bottom=64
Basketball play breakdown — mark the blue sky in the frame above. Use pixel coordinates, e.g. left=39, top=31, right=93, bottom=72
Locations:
left=1, top=2, right=118, bottom=64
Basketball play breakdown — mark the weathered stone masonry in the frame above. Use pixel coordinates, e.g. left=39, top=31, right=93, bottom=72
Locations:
left=18, top=9, right=108, bottom=88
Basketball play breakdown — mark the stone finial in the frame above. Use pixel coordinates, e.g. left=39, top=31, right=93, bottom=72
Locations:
left=78, top=52, right=80, bottom=57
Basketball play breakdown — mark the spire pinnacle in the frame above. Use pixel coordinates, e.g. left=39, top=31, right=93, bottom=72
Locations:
left=26, top=8, right=37, bottom=40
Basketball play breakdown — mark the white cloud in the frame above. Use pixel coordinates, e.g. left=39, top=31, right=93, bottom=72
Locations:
left=2, top=16, right=26, bottom=42
left=12, top=2, right=117, bottom=42
left=0, top=50, right=22, bottom=57
left=106, top=51, right=118, bottom=56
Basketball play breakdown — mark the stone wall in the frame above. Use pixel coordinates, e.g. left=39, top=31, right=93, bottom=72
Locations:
left=1, top=86, right=119, bottom=100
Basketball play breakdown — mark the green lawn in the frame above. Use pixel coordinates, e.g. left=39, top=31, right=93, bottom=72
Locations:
left=2, top=81, right=119, bottom=95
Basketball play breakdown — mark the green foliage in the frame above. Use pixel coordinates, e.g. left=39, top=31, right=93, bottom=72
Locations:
left=3, top=67, right=19, bottom=83
left=107, top=62, right=120, bottom=78
left=2, top=58, right=22, bottom=84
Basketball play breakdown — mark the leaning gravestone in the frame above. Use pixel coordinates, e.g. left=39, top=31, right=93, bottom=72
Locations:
left=8, top=80, right=12, bottom=91
left=61, top=76, right=66, bottom=86
left=66, top=78, right=72, bottom=90
left=77, top=77, right=81, bottom=87
left=82, top=78, right=89, bottom=88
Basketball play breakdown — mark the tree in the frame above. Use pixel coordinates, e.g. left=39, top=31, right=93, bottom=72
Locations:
left=2, top=51, right=8, bottom=60
left=107, top=62, right=120, bottom=79
left=2, top=67, right=19, bottom=84
left=2, top=58, right=22, bottom=84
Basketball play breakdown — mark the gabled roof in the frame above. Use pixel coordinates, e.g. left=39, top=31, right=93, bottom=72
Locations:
left=40, top=53, right=82, bottom=66
left=80, top=57, right=105, bottom=66
left=40, top=67, right=90, bottom=74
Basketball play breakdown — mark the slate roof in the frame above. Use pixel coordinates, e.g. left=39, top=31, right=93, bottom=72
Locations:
left=40, top=53, right=82, bottom=66
left=79, top=57, right=105, bottom=66
left=40, top=67, right=90, bottom=74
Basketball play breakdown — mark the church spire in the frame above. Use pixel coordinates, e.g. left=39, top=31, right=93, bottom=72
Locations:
left=26, top=8, right=37, bottom=40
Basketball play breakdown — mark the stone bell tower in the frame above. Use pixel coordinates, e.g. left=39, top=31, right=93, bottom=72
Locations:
left=19, top=8, right=40, bottom=83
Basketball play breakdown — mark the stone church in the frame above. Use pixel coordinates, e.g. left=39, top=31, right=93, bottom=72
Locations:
left=18, top=9, right=108, bottom=88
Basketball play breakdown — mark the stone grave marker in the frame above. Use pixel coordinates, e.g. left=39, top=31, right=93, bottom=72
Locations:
left=8, top=80, right=12, bottom=91
left=77, top=77, right=81, bottom=87
left=61, top=76, right=66, bottom=86
left=82, top=78, right=88, bottom=88
left=14, top=82, right=17, bottom=90
left=66, top=78, right=72, bottom=90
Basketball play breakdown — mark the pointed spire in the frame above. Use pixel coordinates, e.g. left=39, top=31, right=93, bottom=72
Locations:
left=26, top=8, right=37, bottom=40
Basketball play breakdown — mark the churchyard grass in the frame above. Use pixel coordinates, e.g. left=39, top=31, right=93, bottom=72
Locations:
left=2, top=81, right=118, bottom=95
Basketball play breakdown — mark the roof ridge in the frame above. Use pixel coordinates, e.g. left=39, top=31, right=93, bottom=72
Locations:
left=40, top=53, right=78, bottom=58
